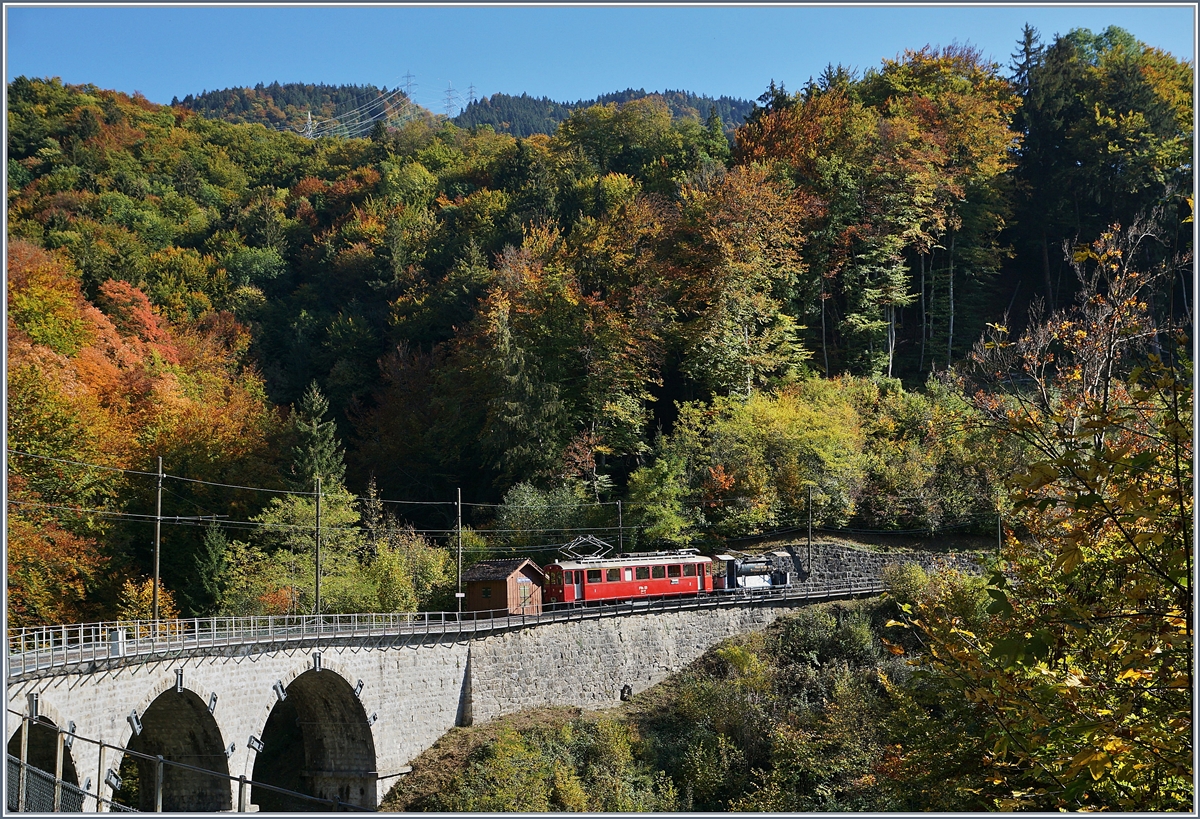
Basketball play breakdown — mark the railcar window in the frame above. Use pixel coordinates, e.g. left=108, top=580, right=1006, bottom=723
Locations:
left=587, top=569, right=602, bottom=583
left=624, top=568, right=633, bottom=581
left=652, top=565, right=666, bottom=579
left=667, top=565, right=681, bottom=578
left=683, top=564, right=696, bottom=577
left=607, top=568, right=621, bottom=582
left=635, top=566, right=650, bottom=580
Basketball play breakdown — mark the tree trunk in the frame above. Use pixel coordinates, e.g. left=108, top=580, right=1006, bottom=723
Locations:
left=883, top=302, right=892, bottom=377
left=918, top=253, right=927, bottom=373
left=946, top=233, right=955, bottom=368
left=821, top=287, right=829, bottom=376
left=1042, top=231, right=1054, bottom=311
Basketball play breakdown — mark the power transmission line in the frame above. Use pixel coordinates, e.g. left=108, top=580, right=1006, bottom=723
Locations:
left=462, top=499, right=620, bottom=509
left=288, top=86, right=419, bottom=141
left=9, top=450, right=157, bottom=477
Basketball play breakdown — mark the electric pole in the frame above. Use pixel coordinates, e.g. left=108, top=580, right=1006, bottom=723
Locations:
left=807, top=484, right=813, bottom=571
left=314, top=477, right=322, bottom=616
left=403, top=70, right=416, bottom=101
left=456, top=488, right=463, bottom=618
left=617, top=500, right=623, bottom=553
left=152, top=456, right=162, bottom=621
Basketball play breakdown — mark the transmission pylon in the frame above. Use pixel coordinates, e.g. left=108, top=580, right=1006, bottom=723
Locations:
left=444, top=82, right=459, bottom=118
left=292, top=110, right=316, bottom=139
left=467, top=83, right=476, bottom=105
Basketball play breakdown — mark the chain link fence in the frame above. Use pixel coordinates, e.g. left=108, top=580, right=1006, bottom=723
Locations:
left=7, top=754, right=88, bottom=811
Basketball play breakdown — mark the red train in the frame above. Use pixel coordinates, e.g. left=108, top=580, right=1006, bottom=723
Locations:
left=543, top=549, right=712, bottom=605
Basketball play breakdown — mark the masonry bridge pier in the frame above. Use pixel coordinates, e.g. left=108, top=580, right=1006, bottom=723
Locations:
left=6, top=544, right=975, bottom=811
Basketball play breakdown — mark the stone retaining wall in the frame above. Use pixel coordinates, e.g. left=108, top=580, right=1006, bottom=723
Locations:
left=746, top=541, right=983, bottom=585
left=465, top=603, right=782, bottom=723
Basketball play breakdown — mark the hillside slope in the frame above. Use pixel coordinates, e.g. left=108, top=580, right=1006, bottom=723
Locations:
left=380, top=594, right=919, bottom=812
left=453, top=87, right=753, bottom=136
left=172, top=81, right=435, bottom=135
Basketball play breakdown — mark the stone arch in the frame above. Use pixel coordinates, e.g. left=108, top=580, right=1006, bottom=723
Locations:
left=117, top=686, right=231, bottom=812
left=251, top=667, right=377, bottom=811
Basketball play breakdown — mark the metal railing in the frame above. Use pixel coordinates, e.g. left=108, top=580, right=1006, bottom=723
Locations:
left=7, top=580, right=884, bottom=679
left=5, top=710, right=372, bottom=812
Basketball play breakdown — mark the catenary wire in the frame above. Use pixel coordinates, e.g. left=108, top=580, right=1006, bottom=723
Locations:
left=8, top=450, right=158, bottom=477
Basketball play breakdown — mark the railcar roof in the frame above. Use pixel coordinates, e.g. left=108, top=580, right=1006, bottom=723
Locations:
left=547, top=553, right=711, bottom=570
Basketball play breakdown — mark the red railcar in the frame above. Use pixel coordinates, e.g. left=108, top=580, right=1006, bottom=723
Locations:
left=542, top=549, right=712, bottom=606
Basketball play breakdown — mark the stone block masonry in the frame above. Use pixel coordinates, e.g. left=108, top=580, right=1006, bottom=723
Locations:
left=789, top=542, right=983, bottom=585
left=465, top=603, right=782, bottom=723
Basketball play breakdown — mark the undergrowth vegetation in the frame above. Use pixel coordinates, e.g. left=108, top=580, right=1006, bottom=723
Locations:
left=384, top=568, right=991, bottom=812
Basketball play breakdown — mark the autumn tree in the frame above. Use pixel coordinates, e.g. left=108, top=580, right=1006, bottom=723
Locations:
left=1007, top=26, right=1192, bottom=314
left=859, top=44, right=1018, bottom=372
left=889, top=219, right=1192, bottom=809
left=670, top=164, right=815, bottom=396
left=6, top=239, right=283, bottom=622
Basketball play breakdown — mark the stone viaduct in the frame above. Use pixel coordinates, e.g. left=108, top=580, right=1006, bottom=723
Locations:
left=5, top=543, right=978, bottom=811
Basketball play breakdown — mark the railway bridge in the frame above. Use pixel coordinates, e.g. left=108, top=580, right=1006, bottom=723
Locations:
left=5, top=543, right=974, bottom=811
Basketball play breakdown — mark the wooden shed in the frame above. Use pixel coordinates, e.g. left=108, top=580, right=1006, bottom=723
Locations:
left=462, top=558, right=544, bottom=616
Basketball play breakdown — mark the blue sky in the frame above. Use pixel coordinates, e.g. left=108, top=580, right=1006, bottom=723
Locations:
left=5, top=4, right=1195, bottom=113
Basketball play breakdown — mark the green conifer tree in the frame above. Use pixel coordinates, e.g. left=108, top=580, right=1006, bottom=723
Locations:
left=289, top=380, right=347, bottom=488
left=179, top=523, right=228, bottom=616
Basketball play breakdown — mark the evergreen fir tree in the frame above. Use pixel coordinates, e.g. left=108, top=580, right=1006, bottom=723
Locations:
left=289, top=380, right=347, bottom=488
left=179, top=523, right=228, bottom=616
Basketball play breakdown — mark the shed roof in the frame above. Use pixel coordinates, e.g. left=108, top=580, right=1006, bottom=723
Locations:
left=461, top=558, right=543, bottom=582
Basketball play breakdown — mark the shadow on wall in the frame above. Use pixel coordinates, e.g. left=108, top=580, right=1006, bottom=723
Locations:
left=252, top=669, right=377, bottom=811
left=115, top=688, right=231, bottom=811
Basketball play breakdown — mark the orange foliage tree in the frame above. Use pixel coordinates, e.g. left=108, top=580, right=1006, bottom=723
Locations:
left=7, top=240, right=283, bottom=624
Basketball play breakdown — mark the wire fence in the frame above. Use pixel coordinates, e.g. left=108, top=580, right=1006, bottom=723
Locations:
left=5, top=712, right=374, bottom=812
left=6, top=755, right=88, bottom=812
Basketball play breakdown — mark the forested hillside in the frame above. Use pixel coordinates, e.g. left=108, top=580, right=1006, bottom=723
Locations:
left=5, top=21, right=1193, bottom=810
left=172, top=81, right=431, bottom=132
left=171, top=82, right=750, bottom=140
left=453, top=88, right=754, bottom=137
